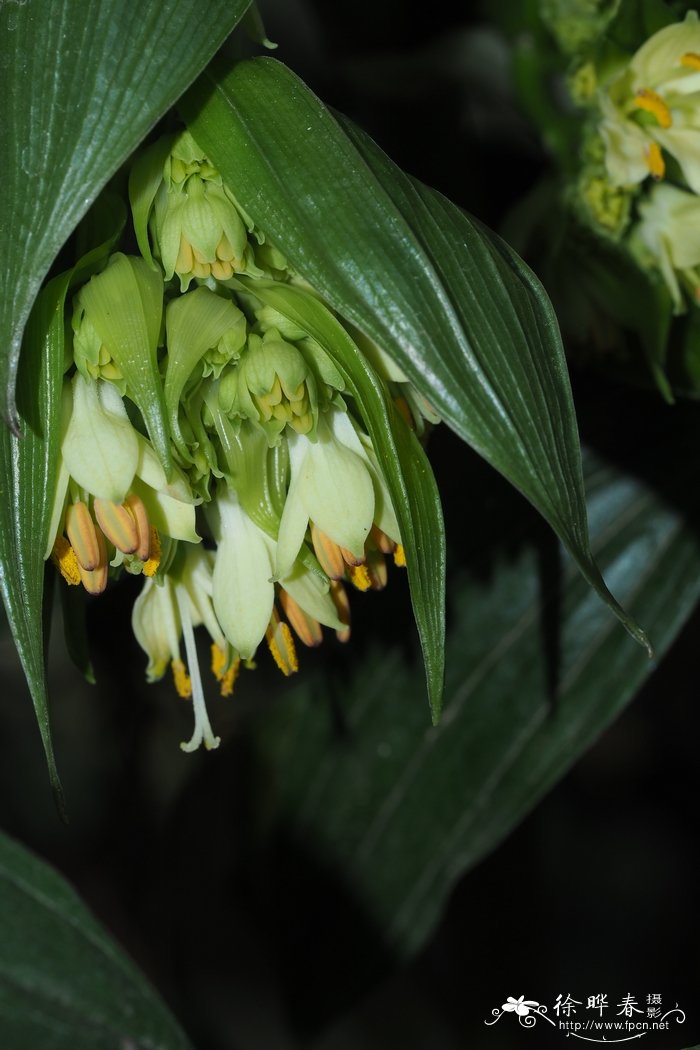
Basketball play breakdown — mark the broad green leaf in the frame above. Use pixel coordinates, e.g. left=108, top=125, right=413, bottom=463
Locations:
left=0, top=0, right=251, bottom=429
left=0, top=276, right=69, bottom=808
left=0, top=830, right=192, bottom=1049
left=181, top=57, right=649, bottom=653
left=253, top=451, right=700, bottom=959
left=232, top=276, right=445, bottom=716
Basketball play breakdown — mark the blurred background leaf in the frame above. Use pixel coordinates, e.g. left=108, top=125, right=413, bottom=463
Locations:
left=0, top=0, right=251, bottom=428
left=0, top=829, right=192, bottom=1049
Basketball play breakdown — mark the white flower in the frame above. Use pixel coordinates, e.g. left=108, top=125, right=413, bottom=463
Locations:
left=275, top=409, right=377, bottom=579
left=210, top=489, right=343, bottom=661
left=599, top=12, right=700, bottom=191
left=132, top=547, right=225, bottom=752
left=632, top=182, right=700, bottom=310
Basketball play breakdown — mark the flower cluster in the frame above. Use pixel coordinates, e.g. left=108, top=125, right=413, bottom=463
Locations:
left=49, top=130, right=428, bottom=751
left=570, top=10, right=700, bottom=310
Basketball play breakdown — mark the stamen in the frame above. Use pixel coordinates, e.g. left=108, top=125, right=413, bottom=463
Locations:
left=65, top=500, right=100, bottom=571
left=370, top=525, right=395, bottom=555
left=348, top=564, right=372, bottom=591
left=177, top=589, right=221, bottom=752
left=330, top=581, right=351, bottom=643
left=124, top=493, right=151, bottom=560
left=341, top=546, right=366, bottom=568
left=633, top=88, right=672, bottom=128
left=50, top=536, right=81, bottom=586
left=681, top=52, right=700, bottom=71
left=266, top=611, right=299, bottom=675
left=176, top=238, right=194, bottom=275
left=366, top=551, right=388, bottom=591
left=646, top=141, right=665, bottom=180
left=393, top=544, right=406, bottom=568
left=211, top=644, right=240, bottom=697
left=311, top=525, right=346, bottom=579
left=93, top=497, right=139, bottom=554
left=279, top=590, right=323, bottom=647
left=394, top=395, right=415, bottom=429
left=172, top=658, right=192, bottom=698
left=142, top=527, right=161, bottom=577
left=77, top=526, right=108, bottom=595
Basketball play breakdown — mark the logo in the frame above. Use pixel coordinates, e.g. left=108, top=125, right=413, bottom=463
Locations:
left=485, top=993, right=686, bottom=1043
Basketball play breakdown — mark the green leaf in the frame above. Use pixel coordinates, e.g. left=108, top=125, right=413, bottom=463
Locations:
left=180, top=57, right=649, bottom=654
left=232, top=277, right=445, bottom=717
left=0, top=0, right=251, bottom=429
left=0, top=276, right=69, bottom=808
left=253, top=451, right=700, bottom=959
left=0, top=829, right=192, bottom=1049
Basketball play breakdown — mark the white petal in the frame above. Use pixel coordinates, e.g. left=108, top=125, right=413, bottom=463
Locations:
left=281, top=566, right=344, bottom=630
left=303, top=431, right=374, bottom=558
left=131, top=577, right=181, bottom=681
left=62, top=375, right=139, bottom=501
left=275, top=441, right=313, bottom=579
left=212, top=495, right=275, bottom=659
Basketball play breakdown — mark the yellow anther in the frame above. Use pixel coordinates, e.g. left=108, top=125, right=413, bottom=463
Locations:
left=210, top=644, right=240, bottom=697
left=216, top=235, right=236, bottom=262
left=330, top=581, right=351, bottom=643
left=176, top=238, right=194, bottom=275
left=211, top=260, right=232, bottom=281
left=311, top=525, right=346, bottom=579
left=279, top=590, right=323, bottom=647
left=142, top=527, right=161, bottom=577
left=172, top=658, right=192, bottom=698
left=366, top=551, right=388, bottom=591
left=681, top=52, right=700, bottom=71
left=77, top=526, right=108, bottom=595
left=266, top=613, right=299, bottom=676
left=370, top=525, right=395, bottom=555
left=341, top=546, right=366, bottom=568
left=50, top=536, right=81, bottom=586
left=646, top=141, right=665, bottom=180
left=93, top=497, right=139, bottom=555
left=348, top=564, right=372, bottom=591
left=65, top=500, right=101, bottom=571
left=124, top=493, right=151, bottom=560
left=394, top=543, right=406, bottom=568
left=633, top=88, right=672, bottom=128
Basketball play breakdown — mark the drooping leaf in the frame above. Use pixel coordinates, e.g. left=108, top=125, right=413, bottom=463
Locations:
left=0, top=0, right=251, bottom=428
left=232, top=277, right=445, bottom=716
left=180, top=56, right=649, bottom=653
left=253, top=451, right=700, bottom=960
left=0, top=830, right=192, bottom=1049
left=0, top=276, right=69, bottom=807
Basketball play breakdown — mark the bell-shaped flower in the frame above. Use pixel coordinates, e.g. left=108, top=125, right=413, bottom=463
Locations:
left=599, top=12, right=700, bottom=191
left=132, top=546, right=229, bottom=752
left=130, top=129, right=260, bottom=291
left=275, top=408, right=381, bottom=580
left=631, top=182, right=700, bottom=310
left=219, top=328, right=318, bottom=443
left=209, top=488, right=343, bottom=662
left=47, top=374, right=199, bottom=592
left=164, top=286, right=247, bottom=461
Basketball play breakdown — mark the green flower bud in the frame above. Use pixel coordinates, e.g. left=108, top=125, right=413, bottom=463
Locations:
left=72, top=253, right=171, bottom=473
left=221, top=329, right=318, bottom=442
left=131, top=130, right=261, bottom=291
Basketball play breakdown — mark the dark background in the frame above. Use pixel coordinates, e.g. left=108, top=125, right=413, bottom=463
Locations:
left=1, top=3, right=698, bottom=1048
